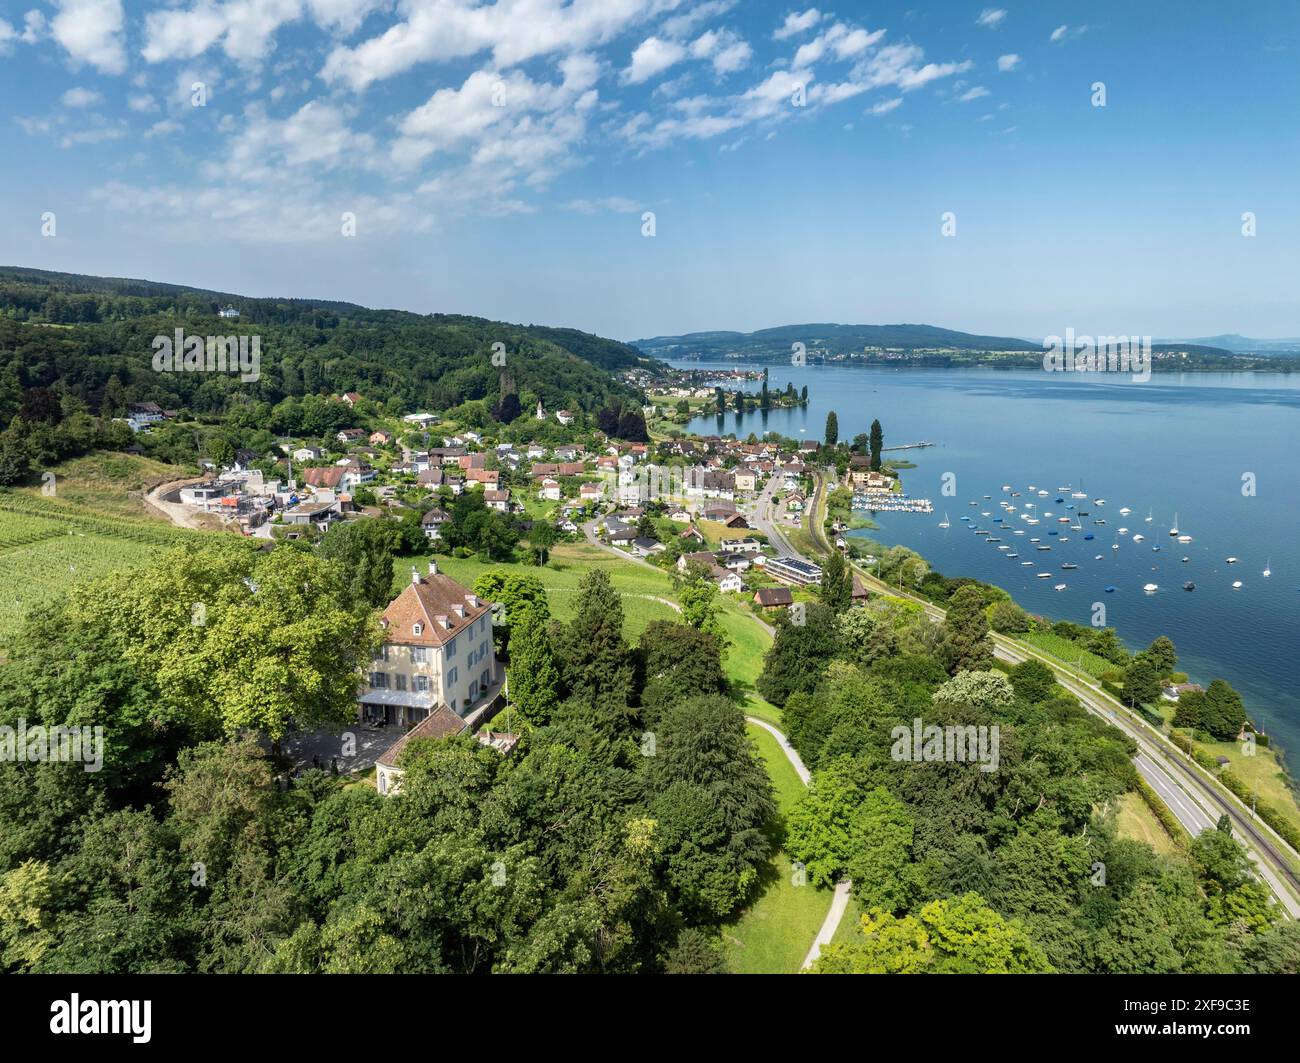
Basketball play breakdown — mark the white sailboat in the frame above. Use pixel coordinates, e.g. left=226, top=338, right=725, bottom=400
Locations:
left=1263, top=558, right=1271, bottom=577
left=1145, top=507, right=1153, bottom=523
left=938, top=512, right=950, bottom=528
left=1168, top=512, right=1179, bottom=536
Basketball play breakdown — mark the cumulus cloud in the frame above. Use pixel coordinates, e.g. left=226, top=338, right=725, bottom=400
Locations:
left=997, top=53, right=1020, bottom=71
left=51, top=0, right=126, bottom=74
left=869, top=97, right=901, bottom=115
left=958, top=85, right=989, bottom=101
left=976, top=8, right=1006, bottom=28
left=774, top=8, right=821, bottom=40
left=624, top=36, right=687, bottom=83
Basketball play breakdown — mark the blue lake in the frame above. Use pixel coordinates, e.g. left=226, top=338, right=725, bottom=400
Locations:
left=676, top=361, right=1300, bottom=775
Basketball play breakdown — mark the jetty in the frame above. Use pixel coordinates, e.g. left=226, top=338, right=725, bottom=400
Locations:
left=881, top=441, right=934, bottom=451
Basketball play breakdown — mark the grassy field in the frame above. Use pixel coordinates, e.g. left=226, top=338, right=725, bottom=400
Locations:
left=0, top=488, right=197, bottom=651
left=431, top=544, right=681, bottom=639
left=1195, top=738, right=1300, bottom=834
left=17, top=451, right=194, bottom=520
left=1114, top=791, right=1179, bottom=856
left=721, top=723, right=830, bottom=974
left=1017, top=631, right=1116, bottom=679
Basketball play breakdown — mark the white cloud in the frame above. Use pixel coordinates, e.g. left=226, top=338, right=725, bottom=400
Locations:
left=852, top=42, right=972, bottom=92
left=958, top=86, right=989, bottom=101
left=128, top=93, right=159, bottom=112
left=146, top=119, right=183, bottom=137
left=997, top=53, right=1020, bottom=71
left=625, top=35, right=687, bottom=83
left=870, top=97, right=901, bottom=115
left=564, top=196, right=640, bottom=213
left=1050, top=24, right=1086, bottom=43
left=690, top=29, right=751, bottom=75
left=23, top=11, right=47, bottom=44
left=143, top=0, right=302, bottom=65
left=61, top=87, right=102, bottom=107
left=323, top=0, right=667, bottom=92
left=1050, top=24, right=1067, bottom=42
left=0, top=19, right=15, bottom=47
left=51, top=0, right=126, bottom=75
left=976, top=8, right=1006, bottom=28
left=774, top=8, right=821, bottom=40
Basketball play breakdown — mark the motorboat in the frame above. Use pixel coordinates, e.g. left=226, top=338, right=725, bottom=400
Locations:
left=1132, top=533, right=1145, bottom=542
left=1061, top=562, right=1078, bottom=570
left=1104, top=585, right=1116, bottom=593
left=1183, top=582, right=1195, bottom=591
left=1226, top=556, right=1239, bottom=564
left=1119, top=507, right=1132, bottom=516
left=1054, top=583, right=1068, bottom=591
left=1143, top=583, right=1158, bottom=593
left=1232, top=580, right=1243, bottom=589
left=1037, top=572, right=1052, bottom=578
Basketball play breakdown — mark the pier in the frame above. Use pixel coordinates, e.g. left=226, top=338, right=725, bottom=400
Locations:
left=881, top=441, right=934, bottom=452
left=852, top=494, right=934, bottom=514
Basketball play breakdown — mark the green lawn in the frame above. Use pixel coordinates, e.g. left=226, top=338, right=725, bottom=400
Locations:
left=1114, top=791, right=1179, bottom=857
left=431, top=544, right=681, bottom=640
left=721, top=723, right=831, bottom=974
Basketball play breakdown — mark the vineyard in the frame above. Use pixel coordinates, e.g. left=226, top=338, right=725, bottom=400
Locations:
left=0, top=490, right=198, bottom=649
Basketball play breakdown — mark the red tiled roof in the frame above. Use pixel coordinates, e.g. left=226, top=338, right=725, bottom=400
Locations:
left=380, top=572, right=493, bottom=648
left=376, top=705, right=467, bottom=768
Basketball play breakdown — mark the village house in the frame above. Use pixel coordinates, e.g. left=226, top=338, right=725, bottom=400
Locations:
left=555, top=410, right=575, bottom=426
left=369, top=430, right=392, bottom=446
left=753, top=587, right=794, bottom=610
left=359, top=561, right=501, bottom=733
left=421, top=507, right=450, bottom=541
left=713, top=569, right=744, bottom=593
left=539, top=478, right=562, bottom=501
left=484, top=488, right=511, bottom=512
left=341, top=392, right=363, bottom=407
left=579, top=482, right=604, bottom=503
left=336, top=428, right=366, bottom=444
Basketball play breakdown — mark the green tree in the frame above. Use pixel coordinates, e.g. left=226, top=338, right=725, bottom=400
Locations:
left=1009, top=658, right=1057, bottom=704
left=1122, top=654, right=1162, bottom=708
left=988, top=599, right=1030, bottom=633
left=819, top=550, right=852, bottom=613
left=757, top=602, right=839, bottom=705
left=1145, top=635, right=1178, bottom=677
left=868, top=418, right=883, bottom=470
left=1200, top=679, right=1246, bottom=741
left=939, top=585, right=993, bottom=675
left=813, top=893, right=1053, bottom=974
left=507, top=603, right=563, bottom=725
left=678, top=574, right=721, bottom=635
left=824, top=410, right=839, bottom=447
left=555, top=569, right=634, bottom=710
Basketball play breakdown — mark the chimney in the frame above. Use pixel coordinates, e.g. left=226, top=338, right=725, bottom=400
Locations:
left=427, top=559, right=439, bottom=576
left=411, top=567, right=421, bottom=585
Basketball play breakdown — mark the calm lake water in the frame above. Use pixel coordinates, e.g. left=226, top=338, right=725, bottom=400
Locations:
left=675, top=361, right=1300, bottom=775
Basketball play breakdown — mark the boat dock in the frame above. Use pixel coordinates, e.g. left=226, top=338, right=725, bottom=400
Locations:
left=852, top=494, right=934, bottom=514
left=881, top=441, right=934, bottom=452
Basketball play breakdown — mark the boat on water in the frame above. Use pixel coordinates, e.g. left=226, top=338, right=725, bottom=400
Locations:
left=1006, top=552, right=1019, bottom=558
left=1132, top=533, right=1145, bottom=542
left=974, top=529, right=989, bottom=536
left=1054, top=583, right=1068, bottom=591
left=1030, top=537, right=1040, bottom=543
left=1001, top=484, right=1012, bottom=491
left=1119, top=506, right=1132, bottom=516
left=1226, top=556, right=1239, bottom=564
left=1061, top=562, right=1078, bottom=570
left=1021, top=561, right=1034, bottom=566
left=1058, top=516, right=1071, bottom=523
left=1104, top=585, right=1116, bottom=593
left=1143, top=583, right=1158, bottom=593
left=1119, top=527, right=1129, bottom=534
left=988, top=537, right=1002, bottom=543
left=1232, top=580, right=1243, bottom=589
left=938, top=513, right=950, bottom=528
left=969, top=500, right=978, bottom=506
left=1145, top=508, right=1153, bottom=522
left=1071, top=490, right=1087, bottom=499
left=983, top=495, right=991, bottom=500
left=1152, top=546, right=1161, bottom=552
left=1094, top=554, right=1104, bottom=560
left=1049, top=529, right=1059, bottom=536
left=961, top=515, right=971, bottom=521
left=1084, top=533, right=1095, bottom=540
left=1037, top=545, right=1052, bottom=551
left=1014, top=530, right=1025, bottom=536
left=1183, top=582, right=1195, bottom=591
left=1037, top=572, right=1052, bottom=578
left=1177, top=534, right=1192, bottom=543
left=1169, top=512, right=1179, bottom=536
left=1181, top=556, right=1190, bottom=562
left=1264, top=558, right=1272, bottom=577
left=1059, top=537, right=1070, bottom=542
left=1095, top=518, right=1106, bottom=525
left=1037, top=489, right=1049, bottom=496
left=1093, top=498, right=1106, bottom=505
left=1112, top=543, right=1120, bottom=551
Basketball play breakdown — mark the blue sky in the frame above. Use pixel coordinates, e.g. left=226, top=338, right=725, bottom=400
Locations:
left=1, top=0, right=1297, bottom=341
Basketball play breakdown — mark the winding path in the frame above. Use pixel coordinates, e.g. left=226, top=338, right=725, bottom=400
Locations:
left=746, top=714, right=853, bottom=970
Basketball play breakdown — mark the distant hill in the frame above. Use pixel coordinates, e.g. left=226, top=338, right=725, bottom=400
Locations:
left=631, top=321, right=1270, bottom=371
left=0, top=266, right=648, bottom=419
left=633, top=322, right=1042, bottom=357
left=1174, top=334, right=1300, bottom=356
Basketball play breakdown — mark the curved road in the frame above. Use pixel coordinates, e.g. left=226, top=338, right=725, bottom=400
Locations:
left=790, top=467, right=1300, bottom=917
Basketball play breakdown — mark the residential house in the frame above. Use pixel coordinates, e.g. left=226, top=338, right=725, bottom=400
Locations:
left=714, top=569, right=744, bottom=593
left=539, top=478, right=562, bottom=501
left=555, top=410, right=575, bottom=425
left=341, top=392, right=363, bottom=407
left=753, top=587, right=794, bottom=610
left=484, top=488, right=510, bottom=512
left=359, top=560, right=500, bottom=730
left=421, top=507, right=450, bottom=541
left=631, top=537, right=665, bottom=557
left=369, top=430, right=392, bottom=445
left=336, top=428, right=365, bottom=444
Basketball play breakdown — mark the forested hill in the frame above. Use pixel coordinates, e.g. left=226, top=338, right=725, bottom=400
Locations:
left=0, top=266, right=649, bottom=420
left=634, top=322, right=1253, bottom=369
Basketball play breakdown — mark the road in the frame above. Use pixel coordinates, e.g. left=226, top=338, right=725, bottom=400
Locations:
left=792, top=467, right=1300, bottom=917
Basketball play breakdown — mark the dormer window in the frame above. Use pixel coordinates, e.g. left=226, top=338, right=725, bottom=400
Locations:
left=413, top=622, right=423, bottom=636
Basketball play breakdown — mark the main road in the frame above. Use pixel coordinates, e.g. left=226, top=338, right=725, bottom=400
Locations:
left=781, top=466, right=1300, bottom=917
